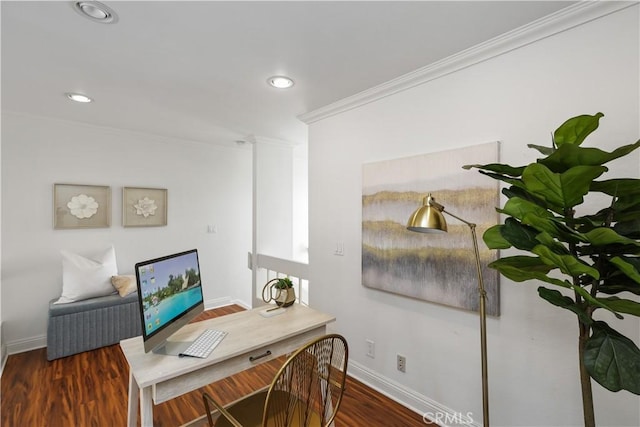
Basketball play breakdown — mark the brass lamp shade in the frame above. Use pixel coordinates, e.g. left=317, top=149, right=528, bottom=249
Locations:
left=406, top=194, right=447, bottom=233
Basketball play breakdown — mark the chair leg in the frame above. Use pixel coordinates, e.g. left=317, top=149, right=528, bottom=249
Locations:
left=202, top=393, right=217, bottom=427
left=202, top=392, right=244, bottom=427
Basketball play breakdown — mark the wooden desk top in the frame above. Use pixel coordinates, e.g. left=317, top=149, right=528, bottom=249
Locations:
left=120, top=304, right=335, bottom=389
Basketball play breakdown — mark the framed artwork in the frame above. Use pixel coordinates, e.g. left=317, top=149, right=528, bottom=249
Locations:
left=362, top=142, right=501, bottom=316
left=53, top=184, right=111, bottom=229
left=122, top=187, right=167, bottom=227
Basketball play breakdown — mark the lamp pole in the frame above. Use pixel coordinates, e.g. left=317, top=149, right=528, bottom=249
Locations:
left=462, top=219, right=489, bottom=427
left=407, top=195, right=490, bottom=427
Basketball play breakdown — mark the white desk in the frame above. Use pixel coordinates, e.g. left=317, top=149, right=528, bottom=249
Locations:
left=120, top=304, right=335, bottom=427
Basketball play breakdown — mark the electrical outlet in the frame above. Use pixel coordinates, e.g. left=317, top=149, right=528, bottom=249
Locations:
left=397, top=354, right=406, bottom=372
left=366, top=339, right=375, bottom=358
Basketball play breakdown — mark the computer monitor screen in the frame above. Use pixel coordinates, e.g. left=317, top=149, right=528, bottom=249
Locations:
left=134, top=249, right=205, bottom=355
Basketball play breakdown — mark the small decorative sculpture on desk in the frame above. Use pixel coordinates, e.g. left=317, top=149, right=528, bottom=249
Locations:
left=262, top=277, right=296, bottom=307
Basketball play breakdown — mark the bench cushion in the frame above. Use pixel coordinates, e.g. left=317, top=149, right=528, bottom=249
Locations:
left=49, top=292, right=137, bottom=316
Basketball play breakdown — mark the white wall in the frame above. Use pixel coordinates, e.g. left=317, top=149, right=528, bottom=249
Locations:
left=255, top=140, right=294, bottom=260
left=307, top=5, right=639, bottom=427
left=0, top=111, right=3, bottom=369
left=1, top=112, right=253, bottom=352
left=292, top=142, right=309, bottom=263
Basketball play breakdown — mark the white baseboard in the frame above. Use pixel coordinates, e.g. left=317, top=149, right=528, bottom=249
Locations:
left=6, top=334, right=47, bottom=356
left=0, top=321, right=6, bottom=377
left=348, top=360, right=480, bottom=427
left=204, top=296, right=233, bottom=309
left=205, top=297, right=251, bottom=310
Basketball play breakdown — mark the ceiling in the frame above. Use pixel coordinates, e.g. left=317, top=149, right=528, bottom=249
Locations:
left=2, top=1, right=575, bottom=146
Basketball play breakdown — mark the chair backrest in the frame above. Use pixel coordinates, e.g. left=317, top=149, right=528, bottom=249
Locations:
left=263, top=334, right=349, bottom=427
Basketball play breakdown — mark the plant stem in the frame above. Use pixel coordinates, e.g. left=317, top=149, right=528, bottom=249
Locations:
left=578, top=320, right=595, bottom=427
left=566, top=206, right=595, bottom=426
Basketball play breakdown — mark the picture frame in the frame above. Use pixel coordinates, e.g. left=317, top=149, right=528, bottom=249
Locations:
left=53, top=183, right=111, bottom=229
left=362, top=142, right=501, bottom=316
left=122, top=187, right=168, bottom=227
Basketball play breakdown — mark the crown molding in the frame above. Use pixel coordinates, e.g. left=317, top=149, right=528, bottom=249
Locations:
left=2, top=110, right=250, bottom=151
left=252, top=134, right=298, bottom=147
left=298, top=1, right=638, bottom=125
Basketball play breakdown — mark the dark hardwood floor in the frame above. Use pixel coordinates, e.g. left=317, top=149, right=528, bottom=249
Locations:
left=2, top=305, right=432, bottom=426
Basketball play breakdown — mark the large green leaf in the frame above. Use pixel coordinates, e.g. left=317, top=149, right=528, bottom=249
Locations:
left=532, top=245, right=600, bottom=280
left=613, top=195, right=640, bottom=212
left=489, top=255, right=620, bottom=317
left=576, top=209, right=613, bottom=232
left=491, top=254, right=619, bottom=315
left=488, top=256, right=570, bottom=288
left=499, top=197, right=552, bottom=221
left=501, top=186, right=557, bottom=213
left=498, top=186, right=564, bottom=215
left=499, top=218, right=540, bottom=251
left=614, top=220, right=640, bottom=239
left=527, top=143, right=555, bottom=156
left=522, top=163, right=608, bottom=209
left=534, top=232, right=570, bottom=255
left=612, top=216, right=640, bottom=242
left=554, top=112, right=604, bottom=147
left=524, top=214, right=587, bottom=244
left=611, top=196, right=640, bottom=224
left=583, top=228, right=640, bottom=247
left=462, top=162, right=526, bottom=177
left=483, top=225, right=512, bottom=250
left=609, top=256, right=640, bottom=284
left=477, top=171, right=525, bottom=189
left=489, top=255, right=555, bottom=278
left=539, top=140, right=640, bottom=172
left=578, top=243, right=640, bottom=257
left=600, top=274, right=640, bottom=296
left=596, top=297, right=640, bottom=316
left=591, top=179, right=640, bottom=197
left=598, top=271, right=640, bottom=295
left=538, top=287, right=592, bottom=325
left=584, top=321, right=640, bottom=394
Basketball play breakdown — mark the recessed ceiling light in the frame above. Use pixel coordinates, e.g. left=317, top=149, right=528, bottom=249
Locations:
left=267, top=76, right=294, bottom=89
left=73, top=1, right=118, bottom=24
left=66, top=93, right=93, bottom=103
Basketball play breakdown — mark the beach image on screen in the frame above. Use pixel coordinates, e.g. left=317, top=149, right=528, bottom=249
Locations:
left=137, top=251, right=203, bottom=336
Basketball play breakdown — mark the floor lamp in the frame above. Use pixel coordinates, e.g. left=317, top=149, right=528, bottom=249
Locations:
left=407, top=193, right=490, bottom=427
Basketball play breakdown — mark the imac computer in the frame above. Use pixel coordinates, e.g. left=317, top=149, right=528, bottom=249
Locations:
left=134, top=249, right=205, bottom=355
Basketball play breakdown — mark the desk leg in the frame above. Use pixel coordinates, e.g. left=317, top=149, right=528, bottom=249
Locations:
left=127, top=372, right=139, bottom=427
left=140, top=386, right=154, bottom=427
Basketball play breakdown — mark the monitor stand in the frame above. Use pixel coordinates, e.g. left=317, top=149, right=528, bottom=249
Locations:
left=152, top=340, right=193, bottom=357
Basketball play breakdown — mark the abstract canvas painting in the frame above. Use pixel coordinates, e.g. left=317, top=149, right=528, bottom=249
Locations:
left=362, top=142, right=501, bottom=316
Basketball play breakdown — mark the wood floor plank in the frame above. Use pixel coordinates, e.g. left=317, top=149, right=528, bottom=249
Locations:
left=2, top=305, right=432, bottom=426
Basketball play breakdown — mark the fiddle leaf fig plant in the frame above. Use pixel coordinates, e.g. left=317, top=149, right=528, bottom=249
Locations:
left=464, top=113, right=640, bottom=427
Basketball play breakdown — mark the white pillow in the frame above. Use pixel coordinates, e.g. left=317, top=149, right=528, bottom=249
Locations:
left=55, top=246, right=118, bottom=304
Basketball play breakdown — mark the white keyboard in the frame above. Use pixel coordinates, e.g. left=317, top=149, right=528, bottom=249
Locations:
left=179, top=329, right=228, bottom=358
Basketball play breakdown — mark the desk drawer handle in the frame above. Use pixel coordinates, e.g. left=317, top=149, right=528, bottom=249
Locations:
left=249, top=350, right=272, bottom=362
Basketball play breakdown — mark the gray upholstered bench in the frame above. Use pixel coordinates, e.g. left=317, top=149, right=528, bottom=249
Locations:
left=47, top=292, right=142, bottom=360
